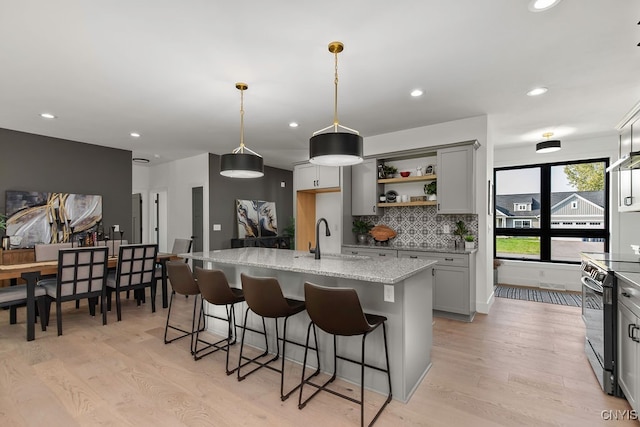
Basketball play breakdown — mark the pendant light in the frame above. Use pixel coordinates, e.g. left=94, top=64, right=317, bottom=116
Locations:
left=309, top=41, right=363, bottom=167
left=536, top=132, right=561, bottom=153
left=220, top=82, right=264, bottom=178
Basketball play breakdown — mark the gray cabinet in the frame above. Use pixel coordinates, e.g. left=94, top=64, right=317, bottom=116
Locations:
left=341, top=246, right=397, bottom=258
left=617, top=115, right=640, bottom=212
left=399, top=250, right=476, bottom=321
left=352, top=159, right=382, bottom=216
left=294, top=163, right=340, bottom=191
left=618, top=276, right=640, bottom=412
left=436, top=145, right=475, bottom=214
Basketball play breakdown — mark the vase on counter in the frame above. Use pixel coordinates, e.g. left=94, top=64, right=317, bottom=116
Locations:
left=357, top=233, right=369, bottom=245
left=464, top=241, right=474, bottom=250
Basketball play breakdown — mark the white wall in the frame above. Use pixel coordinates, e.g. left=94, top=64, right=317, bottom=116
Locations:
left=365, top=115, right=494, bottom=314
left=316, top=192, right=342, bottom=254
left=132, top=153, right=209, bottom=253
left=493, top=133, right=640, bottom=291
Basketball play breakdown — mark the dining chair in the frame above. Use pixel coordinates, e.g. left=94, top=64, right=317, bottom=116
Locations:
left=37, top=246, right=110, bottom=336
left=152, top=238, right=192, bottom=302
left=106, top=244, right=158, bottom=321
left=0, top=284, right=47, bottom=332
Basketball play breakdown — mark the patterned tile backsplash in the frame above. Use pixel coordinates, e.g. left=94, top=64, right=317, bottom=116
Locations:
left=358, top=206, right=478, bottom=249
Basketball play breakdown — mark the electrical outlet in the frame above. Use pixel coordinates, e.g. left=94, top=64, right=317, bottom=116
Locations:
left=213, top=224, right=221, bottom=231
left=281, top=181, right=286, bottom=188
left=383, top=285, right=395, bottom=303
left=443, top=224, right=450, bottom=234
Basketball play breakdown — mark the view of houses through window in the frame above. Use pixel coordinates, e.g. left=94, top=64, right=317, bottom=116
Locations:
left=494, top=159, right=608, bottom=263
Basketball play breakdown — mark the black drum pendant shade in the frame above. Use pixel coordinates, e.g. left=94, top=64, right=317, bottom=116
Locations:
left=309, top=132, right=363, bottom=166
left=536, top=132, right=561, bottom=154
left=309, top=41, right=363, bottom=167
left=219, top=82, right=264, bottom=178
left=220, top=152, right=264, bottom=178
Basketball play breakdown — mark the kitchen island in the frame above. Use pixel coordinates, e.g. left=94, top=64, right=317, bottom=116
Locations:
left=183, top=247, right=436, bottom=403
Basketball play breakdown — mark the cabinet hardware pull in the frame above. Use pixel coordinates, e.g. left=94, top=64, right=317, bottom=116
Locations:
left=432, top=269, right=435, bottom=276
left=372, top=206, right=376, bottom=213
left=351, top=251, right=358, bottom=254
left=622, top=292, right=631, bottom=298
left=624, top=196, right=633, bottom=206
left=444, top=258, right=454, bottom=261
left=631, top=325, right=640, bottom=342
left=379, top=253, right=386, bottom=256
left=410, top=256, right=418, bottom=259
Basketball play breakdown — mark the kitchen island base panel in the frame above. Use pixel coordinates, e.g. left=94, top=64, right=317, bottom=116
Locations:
left=201, top=263, right=432, bottom=403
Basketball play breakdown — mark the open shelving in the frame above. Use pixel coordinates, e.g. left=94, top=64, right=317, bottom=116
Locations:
left=377, top=174, right=436, bottom=184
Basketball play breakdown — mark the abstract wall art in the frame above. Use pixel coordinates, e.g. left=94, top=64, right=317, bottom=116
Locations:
left=236, top=199, right=277, bottom=238
left=5, top=191, right=102, bottom=248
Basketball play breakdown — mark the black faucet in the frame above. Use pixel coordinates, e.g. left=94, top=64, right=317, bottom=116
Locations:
left=309, top=217, right=331, bottom=260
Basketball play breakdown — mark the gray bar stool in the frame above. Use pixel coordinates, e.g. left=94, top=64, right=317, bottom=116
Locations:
left=193, top=267, right=245, bottom=374
left=237, top=273, right=320, bottom=401
left=164, top=261, right=202, bottom=354
left=298, top=282, right=392, bottom=427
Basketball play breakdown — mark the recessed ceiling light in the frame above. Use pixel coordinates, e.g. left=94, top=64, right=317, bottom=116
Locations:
left=527, top=87, right=548, bottom=96
left=154, top=154, right=160, bottom=159
left=130, top=132, right=141, bottom=138
left=40, top=113, right=56, bottom=119
left=289, top=122, right=299, bottom=128
left=132, top=157, right=150, bottom=164
left=528, top=0, right=562, bottom=12
left=410, top=89, right=424, bottom=97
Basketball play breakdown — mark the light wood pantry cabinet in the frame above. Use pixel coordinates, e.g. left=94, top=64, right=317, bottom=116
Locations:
left=436, top=145, right=475, bottom=214
left=294, top=163, right=340, bottom=191
left=617, top=275, right=640, bottom=412
left=398, top=250, right=476, bottom=321
left=352, top=159, right=383, bottom=215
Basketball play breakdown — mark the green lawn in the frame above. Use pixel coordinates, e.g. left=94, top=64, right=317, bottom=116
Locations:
left=496, top=237, right=540, bottom=255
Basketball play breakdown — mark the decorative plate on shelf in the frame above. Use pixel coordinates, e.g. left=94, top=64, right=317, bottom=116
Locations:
left=385, top=190, right=398, bottom=203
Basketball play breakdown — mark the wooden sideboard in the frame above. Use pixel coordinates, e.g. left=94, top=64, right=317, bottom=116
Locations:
left=0, top=248, right=36, bottom=287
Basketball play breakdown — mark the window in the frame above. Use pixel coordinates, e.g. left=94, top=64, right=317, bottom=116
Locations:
left=494, top=159, right=608, bottom=263
left=513, top=219, right=532, bottom=228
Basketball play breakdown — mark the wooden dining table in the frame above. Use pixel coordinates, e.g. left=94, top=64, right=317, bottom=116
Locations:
left=0, top=252, right=178, bottom=341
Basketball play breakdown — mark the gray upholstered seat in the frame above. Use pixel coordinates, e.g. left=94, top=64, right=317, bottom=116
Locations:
left=34, top=243, right=73, bottom=262
left=0, top=284, right=47, bottom=333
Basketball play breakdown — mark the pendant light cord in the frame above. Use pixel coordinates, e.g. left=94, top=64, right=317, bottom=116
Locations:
left=333, top=49, right=339, bottom=131
left=239, top=86, right=245, bottom=153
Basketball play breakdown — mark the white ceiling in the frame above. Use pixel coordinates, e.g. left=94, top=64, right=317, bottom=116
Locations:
left=1, top=1, right=638, bottom=170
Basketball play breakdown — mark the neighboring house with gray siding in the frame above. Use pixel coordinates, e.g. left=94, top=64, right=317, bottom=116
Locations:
left=495, top=191, right=604, bottom=229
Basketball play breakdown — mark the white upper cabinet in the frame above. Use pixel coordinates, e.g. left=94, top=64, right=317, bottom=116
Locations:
left=294, top=163, right=340, bottom=191
left=352, top=159, right=382, bottom=215
left=436, top=145, right=476, bottom=214
left=617, top=115, right=640, bottom=212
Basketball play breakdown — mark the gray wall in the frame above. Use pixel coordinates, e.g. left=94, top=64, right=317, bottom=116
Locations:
left=0, top=128, right=132, bottom=237
left=208, top=153, right=293, bottom=250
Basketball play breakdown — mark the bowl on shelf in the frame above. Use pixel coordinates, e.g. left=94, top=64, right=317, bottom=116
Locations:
left=400, top=171, right=411, bottom=178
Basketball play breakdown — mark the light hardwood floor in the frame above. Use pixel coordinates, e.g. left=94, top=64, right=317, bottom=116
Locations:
left=0, top=293, right=636, bottom=426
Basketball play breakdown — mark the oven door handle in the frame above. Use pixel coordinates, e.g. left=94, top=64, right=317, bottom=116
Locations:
left=581, top=276, right=604, bottom=294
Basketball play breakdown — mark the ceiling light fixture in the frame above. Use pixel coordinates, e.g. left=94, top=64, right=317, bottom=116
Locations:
left=528, top=0, right=562, bottom=12
left=130, top=132, right=141, bottom=138
left=526, top=87, right=548, bottom=96
left=40, top=113, right=56, bottom=119
left=309, top=41, right=363, bottom=167
left=220, top=82, right=264, bottom=178
left=536, top=132, right=561, bottom=153
left=410, top=89, right=424, bottom=97
left=132, top=157, right=150, bottom=164
left=289, top=122, right=299, bottom=128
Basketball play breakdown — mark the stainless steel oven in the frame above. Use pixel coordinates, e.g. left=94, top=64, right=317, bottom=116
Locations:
left=581, top=259, right=617, bottom=395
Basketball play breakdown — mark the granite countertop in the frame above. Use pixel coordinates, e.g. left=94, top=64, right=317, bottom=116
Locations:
left=183, top=248, right=436, bottom=284
left=341, top=243, right=476, bottom=255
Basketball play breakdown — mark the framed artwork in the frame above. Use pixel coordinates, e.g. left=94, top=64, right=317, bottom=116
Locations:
left=5, top=191, right=102, bottom=248
left=425, top=164, right=435, bottom=175
left=258, top=201, right=278, bottom=237
left=236, top=200, right=259, bottom=238
left=236, top=199, right=278, bottom=238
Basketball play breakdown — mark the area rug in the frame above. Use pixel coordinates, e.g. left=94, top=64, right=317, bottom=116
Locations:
left=494, top=285, right=582, bottom=307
